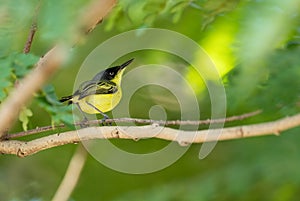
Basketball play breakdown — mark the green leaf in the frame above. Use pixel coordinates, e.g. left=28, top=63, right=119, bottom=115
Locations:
left=59, top=113, right=76, bottom=129
left=11, top=53, right=39, bottom=79
left=42, top=85, right=62, bottom=105
left=170, top=1, right=188, bottom=13
left=143, top=0, right=166, bottom=13
left=19, top=107, right=33, bottom=131
left=105, top=5, right=123, bottom=31
left=0, top=52, right=39, bottom=102
left=35, top=84, right=76, bottom=128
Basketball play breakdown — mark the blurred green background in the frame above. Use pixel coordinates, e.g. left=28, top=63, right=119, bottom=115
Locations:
left=1, top=0, right=300, bottom=200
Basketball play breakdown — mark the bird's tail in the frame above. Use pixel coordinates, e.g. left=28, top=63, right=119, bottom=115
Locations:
left=59, top=95, right=73, bottom=105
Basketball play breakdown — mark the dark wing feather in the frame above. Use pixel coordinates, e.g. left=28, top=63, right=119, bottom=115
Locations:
left=78, top=80, right=117, bottom=100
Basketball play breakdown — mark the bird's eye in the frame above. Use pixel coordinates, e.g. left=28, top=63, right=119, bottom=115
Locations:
left=109, top=72, right=114, bottom=76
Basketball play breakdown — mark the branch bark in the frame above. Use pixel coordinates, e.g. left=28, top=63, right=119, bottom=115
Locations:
left=51, top=144, right=87, bottom=201
left=1, top=113, right=299, bottom=157
left=5, top=110, right=261, bottom=140
left=0, top=0, right=116, bottom=137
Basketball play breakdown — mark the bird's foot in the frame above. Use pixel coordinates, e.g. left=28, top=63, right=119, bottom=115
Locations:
left=100, top=114, right=112, bottom=126
left=79, top=117, right=89, bottom=128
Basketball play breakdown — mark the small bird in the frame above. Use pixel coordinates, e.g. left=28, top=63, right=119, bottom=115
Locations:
left=60, top=58, right=134, bottom=122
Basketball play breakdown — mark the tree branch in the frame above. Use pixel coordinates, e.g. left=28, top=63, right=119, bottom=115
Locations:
left=4, top=110, right=261, bottom=140
left=1, top=113, right=299, bottom=157
left=0, top=0, right=116, bottom=137
left=0, top=45, right=66, bottom=137
left=51, top=144, right=87, bottom=201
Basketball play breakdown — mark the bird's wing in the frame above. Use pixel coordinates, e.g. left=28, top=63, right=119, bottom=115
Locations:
left=77, top=80, right=118, bottom=100
left=92, top=70, right=104, bottom=81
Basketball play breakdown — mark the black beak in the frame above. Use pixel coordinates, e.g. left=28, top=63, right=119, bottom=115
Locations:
left=120, top=58, right=134, bottom=69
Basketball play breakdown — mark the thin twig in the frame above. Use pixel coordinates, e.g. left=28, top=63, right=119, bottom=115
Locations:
left=51, top=144, right=87, bottom=201
left=1, top=112, right=299, bottom=157
left=23, top=22, right=37, bottom=54
left=4, top=110, right=262, bottom=140
left=97, top=109, right=262, bottom=125
left=23, top=2, right=40, bottom=54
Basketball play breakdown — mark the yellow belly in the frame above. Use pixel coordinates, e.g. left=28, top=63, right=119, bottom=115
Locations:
left=74, top=91, right=122, bottom=114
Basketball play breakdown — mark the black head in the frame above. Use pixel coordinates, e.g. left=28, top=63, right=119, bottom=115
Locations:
left=92, top=58, right=134, bottom=81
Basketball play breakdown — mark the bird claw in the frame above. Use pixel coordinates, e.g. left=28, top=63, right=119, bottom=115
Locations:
left=100, top=115, right=112, bottom=126
left=79, top=117, right=89, bottom=128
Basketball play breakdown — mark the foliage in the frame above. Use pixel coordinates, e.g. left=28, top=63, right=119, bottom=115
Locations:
left=226, top=45, right=300, bottom=117
left=0, top=0, right=84, bottom=130
left=0, top=52, right=74, bottom=130
left=0, top=53, right=39, bottom=101
left=106, top=0, right=240, bottom=31
left=0, top=0, right=300, bottom=201
left=0, top=53, right=39, bottom=130
left=35, top=85, right=74, bottom=128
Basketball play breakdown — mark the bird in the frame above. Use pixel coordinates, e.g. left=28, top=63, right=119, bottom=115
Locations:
left=60, top=58, right=134, bottom=122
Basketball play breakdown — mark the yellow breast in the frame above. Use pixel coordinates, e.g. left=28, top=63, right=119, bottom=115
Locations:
left=74, top=90, right=122, bottom=114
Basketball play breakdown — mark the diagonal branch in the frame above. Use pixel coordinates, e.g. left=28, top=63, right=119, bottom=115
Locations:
left=0, top=113, right=300, bottom=157
left=0, top=0, right=117, bottom=137
left=0, top=46, right=66, bottom=137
